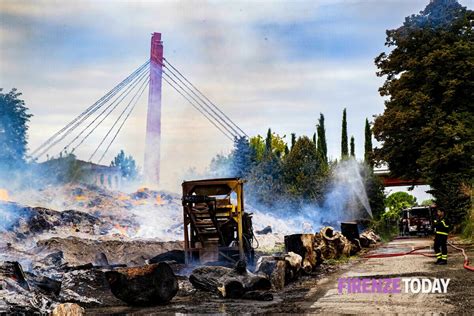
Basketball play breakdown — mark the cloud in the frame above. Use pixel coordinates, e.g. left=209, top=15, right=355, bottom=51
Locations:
left=3, top=0, right=470, bottom=192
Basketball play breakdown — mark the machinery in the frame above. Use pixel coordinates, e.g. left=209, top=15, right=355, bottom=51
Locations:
left=182, top=178, right=254, bottom=265
left=400, top=206, right=435, bottom=236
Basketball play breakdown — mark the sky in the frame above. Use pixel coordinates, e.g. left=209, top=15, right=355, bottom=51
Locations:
left=1, top=0, right=472, bottom=195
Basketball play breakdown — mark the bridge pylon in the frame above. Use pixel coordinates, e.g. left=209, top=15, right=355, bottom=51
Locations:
left=144, top=32, right=163, bottom=186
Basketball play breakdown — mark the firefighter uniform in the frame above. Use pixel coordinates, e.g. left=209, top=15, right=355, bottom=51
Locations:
left=434, top=217, right=449, bottom=264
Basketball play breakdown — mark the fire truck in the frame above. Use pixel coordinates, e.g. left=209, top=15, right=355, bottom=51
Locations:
left=399, top=206, right=435, bottom=236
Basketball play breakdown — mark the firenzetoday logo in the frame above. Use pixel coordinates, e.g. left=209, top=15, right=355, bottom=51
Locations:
left=337, top=277, right=450, bottom=294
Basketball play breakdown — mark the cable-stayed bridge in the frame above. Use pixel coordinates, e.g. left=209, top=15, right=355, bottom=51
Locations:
left=29, top=33, right=246, bottom=186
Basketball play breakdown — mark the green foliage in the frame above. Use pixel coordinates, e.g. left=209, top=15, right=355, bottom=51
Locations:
left=461, top=192, right=473, bottom=240
left=350, top=136, right=355, bottom=157
left=249, top=135, right=265, bottom=162
left=316, top=113, right=328, bottom=165
left=231, top=136, right=255, bottom=178
left=385, top=191, right=417, bottom=212
left=246, top=150, right=283, bottom=207
left=371, top=217, right=399, bottom=242
left=383, top=191, right=417, bottom=221
left=373, top=0, right=473, bottom=225
left=421, top=199, right=435, bottom=206
left=364, top=119, right=373, bottom=168
left=341, top=108, right=348, bottom=159
left=291, top=133, right=296, bottom=149
left=283, top=136, right=324, bottom=202
left=110, top=150, right=138, bottom=180
left=252, top=130, right=287, bottom=161
left=364, top=166, right=386, bottom=220
left=271, top=133, right=287, bottom=159
left=265, top=128, right=272, bottom=155
left=0, top=88, right=32, bottom=170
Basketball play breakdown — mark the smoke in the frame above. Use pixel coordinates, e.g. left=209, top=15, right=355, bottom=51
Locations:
left=128, top=203, right=183, bottom=241
left=246, top=158, right=373, bottom=234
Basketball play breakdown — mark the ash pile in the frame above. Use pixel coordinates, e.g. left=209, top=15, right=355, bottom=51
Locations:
left=0, top=185, right=380, bottom=314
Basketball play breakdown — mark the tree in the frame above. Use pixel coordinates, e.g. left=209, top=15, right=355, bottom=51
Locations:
left=341, top=108, right=348, bottom=159
left=373, top=0, right=473, bottom=225
left=291, top=133, right=296, bottom=149
left=316, top=113, right=328, bottom=165
left=251, top=131, right=287, bottom=162
left=249, top=135, right=265, bottom=162
left=312, top=132, right=316, bottom=145
left=364, top=118, right=374, bottom=168
left=265, top=128, right=272, bottom=155
left=364, top=167, right=386, bottom=220
left=283, top=136, right=324, bottom=202
left=0, top=89, right=32, bottom=170
left=111, top=150, right=138, bottom=180
left=385, top=191, right=417, bottom=214
left=421, top=199, right=435, bottom=206
left=350, top=136, right=355, bottom=157
left=231, top=136, right=255, bottom=178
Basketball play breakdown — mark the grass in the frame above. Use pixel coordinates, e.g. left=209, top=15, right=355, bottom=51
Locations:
left=461, top=204, right=474, bottom=242
left=324, top=256, right=352, bottom=266
left=371, top=219, right=399, bottom=242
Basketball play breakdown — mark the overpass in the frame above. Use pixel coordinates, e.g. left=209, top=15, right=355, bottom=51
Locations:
left=374, top=169, right=427, bottom=187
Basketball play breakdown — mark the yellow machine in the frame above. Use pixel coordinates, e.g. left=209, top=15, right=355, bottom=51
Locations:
left=182, top=178, right=254, bottom=265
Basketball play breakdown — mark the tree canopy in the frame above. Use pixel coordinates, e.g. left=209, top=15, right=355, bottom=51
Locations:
left=364, top=119, right=374, bottom=168
left=316, top=113, right=328, bottom=165
left=341, top=108, right=348, bottom=159
left=0, top=88, right=32, bottom=170
left=110, top=150, right=138, bottom=180
left=373, top=0, right=473, bottom=224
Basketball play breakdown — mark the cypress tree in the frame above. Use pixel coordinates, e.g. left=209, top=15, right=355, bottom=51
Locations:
left=316, top=113, right=328, bottom=164
left=291, top=133, right=296, bottom=149
left=350, top=136, right=355, bottom=157
left=341, top=108, right=348, bottom=159
left=312, top=132, right=316, bottom=145
left=265, top=128, right=272, bottom=155
left=364, top=118, right=373, bottom=167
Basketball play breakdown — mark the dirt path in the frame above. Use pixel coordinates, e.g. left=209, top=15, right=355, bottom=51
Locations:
left=271, top=237, right=474, bottom=314
left=88, top=237, right=474, bottom=315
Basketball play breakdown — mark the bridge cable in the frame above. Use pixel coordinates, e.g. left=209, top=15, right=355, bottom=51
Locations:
left=97, top=78, right=150, bottom=164
left=33, top=61, right=150, bottom=160
left=162, top=70, right=238, bottom=139
left=64, top=66, right=149, bottom=156
left=160, top=60, right=244, bottom=139
left=90, top=72, right=150, bottom=162
left=30, top=60, right=150, bottom=159
left=162, top=75, right=234, bottom=141
left=163, top=58, right=248, bottom=138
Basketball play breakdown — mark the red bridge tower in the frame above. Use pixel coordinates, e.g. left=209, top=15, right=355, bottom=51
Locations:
left=144, top=32, right=163, bottom=186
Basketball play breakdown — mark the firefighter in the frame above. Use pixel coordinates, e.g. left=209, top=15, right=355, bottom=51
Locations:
left=433, top=208, right=449, bottom=265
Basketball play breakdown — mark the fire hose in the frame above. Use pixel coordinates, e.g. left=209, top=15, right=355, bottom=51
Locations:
left=363, top=246, right=435, bottom=259
left=362, top=243, right=474, bottom=272
left=448, top=241, right=474, bottom=272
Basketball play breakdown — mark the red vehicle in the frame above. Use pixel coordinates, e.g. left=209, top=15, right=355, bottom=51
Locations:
left=400, top=206, right=435, bottom=236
